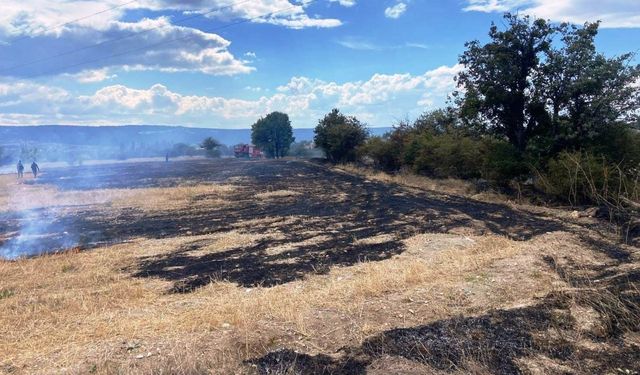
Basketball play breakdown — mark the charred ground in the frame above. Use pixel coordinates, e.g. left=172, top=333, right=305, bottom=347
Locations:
left=0, top=159, right=638, bottom=374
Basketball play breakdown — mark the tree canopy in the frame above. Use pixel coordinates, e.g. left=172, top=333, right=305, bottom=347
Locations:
left=456, top=14, right=640, bottom=153
left=200, top=137, right=222, bottom=158
left=251, top=112, right=295, bottom=159
left=314, top=108, right=369, bottom=163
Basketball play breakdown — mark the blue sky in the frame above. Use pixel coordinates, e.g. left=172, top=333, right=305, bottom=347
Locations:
left=0, top=0, right=638, bottom=128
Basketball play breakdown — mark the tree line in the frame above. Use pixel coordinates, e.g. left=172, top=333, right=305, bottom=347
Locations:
left=240, top=14, right=640, bottom=229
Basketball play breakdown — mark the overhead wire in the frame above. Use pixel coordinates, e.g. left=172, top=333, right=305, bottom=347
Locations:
left=18, top=1, right=314, bottom=80
left=0, top=0, right=258, bottom=75
left=7, top=0, right=140, bottom=44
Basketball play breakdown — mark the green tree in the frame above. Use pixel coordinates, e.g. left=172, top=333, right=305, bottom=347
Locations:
left=201, top=137, right=222, bottom=158
left=314, top=109, right=369, bottom=163
left=456, top=14, right=555, bottom=152
left=540, top=22, right=640, bottom=153
left=457, top=14, right=640, bottom=155
left=251, top=112, right=295, bottom=159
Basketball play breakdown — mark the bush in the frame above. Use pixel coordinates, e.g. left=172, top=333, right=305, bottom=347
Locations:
left=537, top=151, right=639, bottom=206
left=360, top=136, right=403, bottom=171
left=201, top=137, right=222, bottom=158
left=481, top=139, right=530, bottom=185
left=411, top=134, right=484, bottom=179
left=314, top=109, right=368, bottom=163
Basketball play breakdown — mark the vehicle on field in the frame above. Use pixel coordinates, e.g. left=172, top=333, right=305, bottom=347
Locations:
left=234, top=144, right=264, bottom=159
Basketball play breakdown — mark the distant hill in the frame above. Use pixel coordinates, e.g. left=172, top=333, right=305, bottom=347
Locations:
left=0, top=125, right=391, bottom=147
left=0, top=125, right=392, bottom=166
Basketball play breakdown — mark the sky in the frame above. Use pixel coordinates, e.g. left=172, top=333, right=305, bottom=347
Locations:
left=0, top=0, right=638, bottom=128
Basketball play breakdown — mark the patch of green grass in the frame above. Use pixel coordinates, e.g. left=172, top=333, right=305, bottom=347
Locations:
left=61, top=264, right=77, bottom=273
left=0, top=289, right=15, bottom=300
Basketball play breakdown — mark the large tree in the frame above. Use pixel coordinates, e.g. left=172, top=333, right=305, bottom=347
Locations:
left=251, top=112, right=295, bottom=159
left=456, top=14, right=555, bottom=152
left=314, top=108, right=369, bottom=163
left=457, top=14, right=640, bottom=153
left=540, top=22, right=640, bottom=152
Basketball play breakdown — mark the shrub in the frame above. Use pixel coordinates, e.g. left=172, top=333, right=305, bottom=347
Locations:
left=314, top=109, right=368, bottom=163
left=360, top=136, right=403, bottom=171
left=411, top=134, right=484, bottom=179
left=537, top=151, right=638, bottom=205
left=481, top=139, right=530, bottom=185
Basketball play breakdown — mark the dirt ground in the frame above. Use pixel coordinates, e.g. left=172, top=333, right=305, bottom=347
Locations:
left=0, top=159, right=638, bottom=374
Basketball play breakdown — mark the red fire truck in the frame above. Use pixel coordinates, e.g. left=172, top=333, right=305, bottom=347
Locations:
left=233, top=144, right=264, bottom=159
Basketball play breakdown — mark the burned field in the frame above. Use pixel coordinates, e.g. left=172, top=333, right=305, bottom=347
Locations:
left=0, top=159, right=638, bottom=374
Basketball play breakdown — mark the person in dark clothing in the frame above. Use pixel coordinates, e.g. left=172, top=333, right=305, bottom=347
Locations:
left=31, top=161, right=40, bottom=178
left=16, top=160, right=24, bottom=178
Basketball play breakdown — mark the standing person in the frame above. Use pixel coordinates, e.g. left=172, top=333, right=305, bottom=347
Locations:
left=16, top=160, right=24, bottom=178
left=31, top=161, right=40, bottom=178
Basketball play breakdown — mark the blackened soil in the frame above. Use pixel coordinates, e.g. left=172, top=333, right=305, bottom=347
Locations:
left=0, top=159, right=629, bottom=288
left=5, top=159, right=566, bottom=286
left=252, top=262, right=640, bottom=374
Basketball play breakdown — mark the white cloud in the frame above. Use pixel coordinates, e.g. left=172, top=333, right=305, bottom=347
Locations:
left=337, top=37, right=382, bottom=50
left=330, top=0, right=357, bottom=6
left=0, top=0, right=348, bottom=38
left=463, top=0, right=640, bottom=28
left=0, top=1, right=350, bottom=78
left=337, top=38, right=429, bottom=51
left=66, top=68, right=117, bottom=83
left=0, top=64, right=462, bottom=127
left=385, top=3, right=408, bottom=19
left=0, top=17, right=253, bottom=78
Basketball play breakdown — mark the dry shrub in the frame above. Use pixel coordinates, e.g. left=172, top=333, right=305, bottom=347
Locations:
left=536, top=151, right=640, bottom=241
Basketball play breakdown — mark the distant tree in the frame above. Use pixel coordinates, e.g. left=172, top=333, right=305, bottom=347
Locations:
left=314, top=108, right=369, bottom=163
left=171, top=143, right=198, bottom=157
left=251, top=112, right=295, bottom=158
left=201, top=137, right=222, bottom=158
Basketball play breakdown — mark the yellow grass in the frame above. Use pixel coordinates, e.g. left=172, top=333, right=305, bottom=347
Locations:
left=334, top=164, right=478, bottom=197
left=0, top=229, right=562, bottom=374
left=0, top=166, right=592, bottom=374
left=0, top=176, right=235, bottom=213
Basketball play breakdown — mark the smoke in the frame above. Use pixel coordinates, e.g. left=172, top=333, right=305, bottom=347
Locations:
left=0, top=178, right=80, bottom=260
left=0, top=208, right=77, bottom=260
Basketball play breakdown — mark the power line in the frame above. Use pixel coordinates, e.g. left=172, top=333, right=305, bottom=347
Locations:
left=0, top=0, right=256, bottom=75
left=7, top=0, right=139, bottom=44
left=21, top=2, right=312, bottom=80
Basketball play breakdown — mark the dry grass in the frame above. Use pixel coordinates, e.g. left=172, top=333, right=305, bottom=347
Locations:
left=0, top=176, right=235, bottom=213
left=254, top=190, right=302, bottom=200
left=0, top=227, right=560, bottom=374
left=334, top=164, right=478, bottom=197
left=1, top=164, right=625, bottom=374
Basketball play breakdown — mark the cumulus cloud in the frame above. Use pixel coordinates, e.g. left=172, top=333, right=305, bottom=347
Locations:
left=0, top=65, right=462, bottom=127
left=0, top=0, right=347, bottom=38
left=0, top=0, right=350, bottom=78
left=0, top=17, right=253, bottom=78
left=65, top=68, right=118, bottom=83
left=463, top=0, right=640, bottom=28
left=385, top=3, right=408, bottom=19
